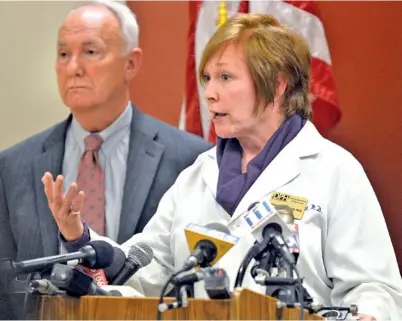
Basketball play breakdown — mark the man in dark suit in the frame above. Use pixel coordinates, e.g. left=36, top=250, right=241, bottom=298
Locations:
left=0, top=1, right=211, bottom=263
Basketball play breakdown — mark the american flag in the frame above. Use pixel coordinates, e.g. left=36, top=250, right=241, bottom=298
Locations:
left=179, top=0, right=341, bottom=144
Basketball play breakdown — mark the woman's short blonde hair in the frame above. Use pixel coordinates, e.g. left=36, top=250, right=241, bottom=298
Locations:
left=199, top=13, right=312, bottom=119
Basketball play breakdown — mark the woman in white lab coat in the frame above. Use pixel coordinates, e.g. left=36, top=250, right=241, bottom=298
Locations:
left=46, top=13, right=402, bottom=320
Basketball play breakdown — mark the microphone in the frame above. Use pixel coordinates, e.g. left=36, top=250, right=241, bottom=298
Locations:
left=272, top=204, right=299, bottom=263
left=30, top=279, right=65, bottom=296
left=243, top=199, right=295, bottom=265
left=171, top=270, right=205, bottom=287
left=182, top=222, right=239, bottom=271
left=111, top=242, right=153, bottom=285
left=104, top=247, right=127, bottom=282
left=172, top=267, right=231, bottom=300
left=78, top=246, right=127, bottom=288
left=50, top=263, right=111, bottom=297
left=75, top=243, right=119, bottom=288
left=3, top=240, right=114, bottom=276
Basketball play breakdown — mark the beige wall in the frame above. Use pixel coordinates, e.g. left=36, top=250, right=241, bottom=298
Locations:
left=0, top=1, right=79, bottom=150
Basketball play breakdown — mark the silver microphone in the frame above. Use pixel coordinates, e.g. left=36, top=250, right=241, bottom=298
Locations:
left=111, top=242, right=153, bottom=285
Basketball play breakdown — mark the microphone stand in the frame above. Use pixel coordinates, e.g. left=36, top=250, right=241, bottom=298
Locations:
left=251, top=246, right=299, bottom=305
left=157, top=284, right=190, bottom=313
left=250, top=245, right=360, bottom=321
left=0, top=259, right=44, bottom=320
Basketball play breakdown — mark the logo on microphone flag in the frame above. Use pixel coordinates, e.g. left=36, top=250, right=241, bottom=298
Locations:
left=78, top=265, right=108, bottom=287
left=243, top=200, right=275, bottom=229
left=241, top=197, right=298, bottom=251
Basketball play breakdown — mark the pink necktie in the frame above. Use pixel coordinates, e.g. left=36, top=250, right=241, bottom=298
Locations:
left=76, top=134, right=105, bottom=236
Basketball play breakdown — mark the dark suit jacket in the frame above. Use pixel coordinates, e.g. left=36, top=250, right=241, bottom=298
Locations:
left=0, top=106, right=212, bottom=262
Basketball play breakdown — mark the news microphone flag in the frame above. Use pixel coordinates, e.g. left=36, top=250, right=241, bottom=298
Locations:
left=243, top=199, right=293, bottom=243
left=184, top=223, right=239, bottom=266
left=79, top=265, right=108, bottom=287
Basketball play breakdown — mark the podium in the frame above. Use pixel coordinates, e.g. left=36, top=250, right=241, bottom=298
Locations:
left=39, top=288, right=323, bottom=320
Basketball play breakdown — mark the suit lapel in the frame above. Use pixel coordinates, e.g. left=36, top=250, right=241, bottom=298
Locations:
left=32, top=117, right=71, bottom=256
left=117, top=108, right=164, bottom=243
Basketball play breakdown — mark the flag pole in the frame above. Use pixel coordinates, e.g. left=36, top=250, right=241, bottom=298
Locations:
left=217, top=1, right=228, bottom=28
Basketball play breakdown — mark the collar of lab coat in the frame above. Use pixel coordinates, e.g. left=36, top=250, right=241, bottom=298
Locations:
left=201, top=121, right=323, bottom=221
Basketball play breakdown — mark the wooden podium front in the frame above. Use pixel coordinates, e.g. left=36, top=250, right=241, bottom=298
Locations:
left=39, top=288, right=323, bottom=320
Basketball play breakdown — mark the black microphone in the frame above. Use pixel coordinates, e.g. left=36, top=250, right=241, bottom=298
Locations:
left=111, top=242, right=153, bottom=285
left=244, top=200, right=295, bottom=265
left=104, top=247, right=126, bottom=282
left=234, top=201, right=295, bottom=288
left=50, top=263, right=111, bottom=297
left=2, top=241, right=114, bottom=277
left=272, top=204, right=299, bottom=263
left=182, top=222, right=236, bottom=271
left=171, top=270, right=205, bottom=287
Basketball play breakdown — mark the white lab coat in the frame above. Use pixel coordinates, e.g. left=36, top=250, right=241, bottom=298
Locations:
left=89, top=121, right=402, bottom=319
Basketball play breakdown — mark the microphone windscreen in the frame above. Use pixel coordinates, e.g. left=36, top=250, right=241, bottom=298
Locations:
left=88, top=241, right=114, bottom=269
left=104, top=247, right=126, bottom=281
left=128, top=243, right=153, bottom=268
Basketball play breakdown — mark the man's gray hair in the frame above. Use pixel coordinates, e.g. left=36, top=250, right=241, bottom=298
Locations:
left=75, top=0, right=139, bottom=53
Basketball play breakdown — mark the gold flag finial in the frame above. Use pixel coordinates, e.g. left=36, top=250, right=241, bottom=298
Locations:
left=217, top=1, right=228, bottom=28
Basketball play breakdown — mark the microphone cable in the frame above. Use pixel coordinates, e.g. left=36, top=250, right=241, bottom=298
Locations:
left=157, top=268, right=187, bottom=321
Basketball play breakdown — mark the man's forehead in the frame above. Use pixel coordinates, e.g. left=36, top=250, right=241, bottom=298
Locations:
left=57, top=25, right=110, bottom=44
left=58, top=13, right=120, bottom=44
left=59, top=5, right=119, bottom=34
left=57, top=38, right=102, bottom=47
